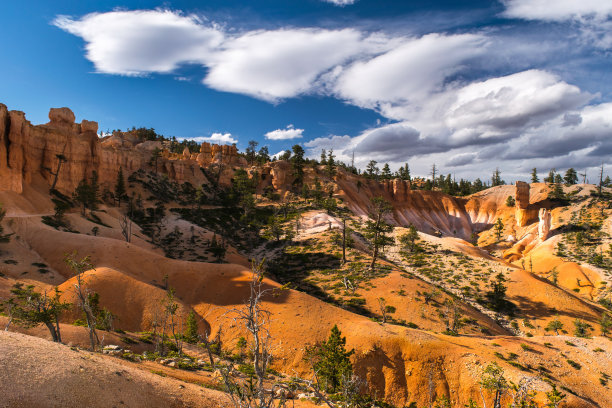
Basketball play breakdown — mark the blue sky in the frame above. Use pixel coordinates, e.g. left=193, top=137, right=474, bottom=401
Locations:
left=1, top=0, right=611, bottom=181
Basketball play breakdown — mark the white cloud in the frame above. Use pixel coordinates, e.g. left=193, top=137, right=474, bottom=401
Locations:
left=322, top=0, right=357, bottom=6
left=503, top=0, right=612, bottom=22
left=443, top=69, right=590, bottom=143
left=204, top=28, right=391, bottom=102
left=264, top=124, right=304, bottom=140
left=503, top=0, right=612, bottom=50
left=191, top=133, right=237, bottom=144
left=334, top=33, right=488, bottom=112
left=54, top=10, right=223, bottom=75
left=55, top=9, right=611, bottom=180
left=305, top=69, right=594, bottom=176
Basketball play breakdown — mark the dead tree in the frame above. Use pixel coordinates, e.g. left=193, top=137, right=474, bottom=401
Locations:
left=50, top=151, right=67, bottom=191
left=119, top=213, right=132, bottom=243
left=64, top=253, right=99, bottom=350
left=216, top=259, right=288, bottom=408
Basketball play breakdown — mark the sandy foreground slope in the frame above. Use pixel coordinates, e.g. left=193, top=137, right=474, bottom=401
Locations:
left=0, top=330, right=228, bottom=408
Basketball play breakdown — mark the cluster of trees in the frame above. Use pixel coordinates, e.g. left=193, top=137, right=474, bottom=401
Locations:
left=0, top=253, right=107, bottom=351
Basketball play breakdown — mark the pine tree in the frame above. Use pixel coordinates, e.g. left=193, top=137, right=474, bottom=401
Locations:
left=564, top=168, right=578, bottom=185
left=246, top=140, right=258, bottom=165
left=114, top=167, right=127, bottom=206
left=480, top=362, right=509, bottom=408
left=487, top=273, right=508, bottom=312
left=149, top=147, right=162, bottom=173
left=381, top=163, right=392, bottom=179
left=545, top=384, right=566, bottom=408
left=546, top=319, right=563, bottom=335
left=494, top=218, right=504, bottom=242
left=306, top=325, right=354, bottom=393
left=184, top=310, right=199, bottom=343
left=73, top=179, right=94, bottom=215
left=365, top=197, right=393, bottom=269
left=320, top=149, right=327, bottom=165
left=4, top=283, right=70, bottom=342
left=531, top=168, right=539, bottom=183
left=326, top=149, right=336, bottom=178
left=366, top=160, right=379, bottom=179
left=398, top=224, right=419, bottom=253
left=256, top=146, right=270, bottom=164
left=491, top=168, right=503, bottom=186
left=291, top=144, right=305, bottom=186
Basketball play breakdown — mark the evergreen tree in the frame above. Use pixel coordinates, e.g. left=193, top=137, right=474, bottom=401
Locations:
left=564, top=168, right=578, bottom=185
left=114, top=167, right=127, bottom=206
left=366, top=160, right=379, bottom=179
left=531, top=168, right=539, bottom=183
left=379, top=163, right=391, bottom=180
left=306, top=325, right=354, bottom=393
left=398, top=224, right=419, bottom=253
left=149, top=147, right=162, bottom=173
left=544, top=169, right=556, bottom=184
left=184, top=310, right=199, bottom=343
left=291, top=144, right=305, bottom=186
left=546, top=319, right=563, bottom=335
left=487, top=273, right=509, bottom=313
left=320, top=149, right=327, bottom=165
left=397, top=163, right=411, bottom=181
left=3, top=283, right=70, bottom=342
left=245, top=140, right=258, bottom=165
left=73, top=179, right=94, bottom=215
left=545, top=384, right=566, bottom=408
left=491, top=168, right=503, bottom=186
left=573, top=319, right=590, bottom=338
left=480, top=362, right=509, bottom=408
left=493, top=218, right=504, bottom=242
left=256, top=146, right=270, bottom=164
left=365, top=197, right=393, bottom=269
left=326, top=149, right=336, bottom=178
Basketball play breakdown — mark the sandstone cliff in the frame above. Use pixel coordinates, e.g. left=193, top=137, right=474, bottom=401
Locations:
left=0, top=104, right=243, bottom=195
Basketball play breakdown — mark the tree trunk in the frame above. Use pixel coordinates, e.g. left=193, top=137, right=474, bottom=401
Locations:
left=55, top=314, right=63, bottom=343
left=44, top=321, right=59, bottom=342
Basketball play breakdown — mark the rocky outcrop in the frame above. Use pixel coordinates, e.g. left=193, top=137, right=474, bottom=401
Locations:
left=538, top=208, right=552, bottom=241
left=195, top=142, right=240, bottom=167
left=0, top=104, right=226, bottom=194
left=515, top=181, right=530, bottom=227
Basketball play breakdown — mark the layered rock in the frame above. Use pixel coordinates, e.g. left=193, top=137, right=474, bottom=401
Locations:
left=195, top=142, right=240, bottom=167
left=0, top=104, right=217, bottom=194
left=538, top=208, right=552, bottom=241
left=515, top=181, right=531, bottom=227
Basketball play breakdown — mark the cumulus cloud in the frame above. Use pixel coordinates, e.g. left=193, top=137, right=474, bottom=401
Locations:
left=443, top=70, right=590, bottom=143
left=191, top=132, right=237, bottom=144
left=503, top=0, right=612, bottom=50
left=503, top=0, right=612, bottom=21
left=264, top=124, right=304, bottom=140
left=54, top=10, right=223, bottom=75
left=334, top=33, right=488, bottom=112
left=204, top=29, right=392, bottom=102
left=55, top=8, right=611, bottom=180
